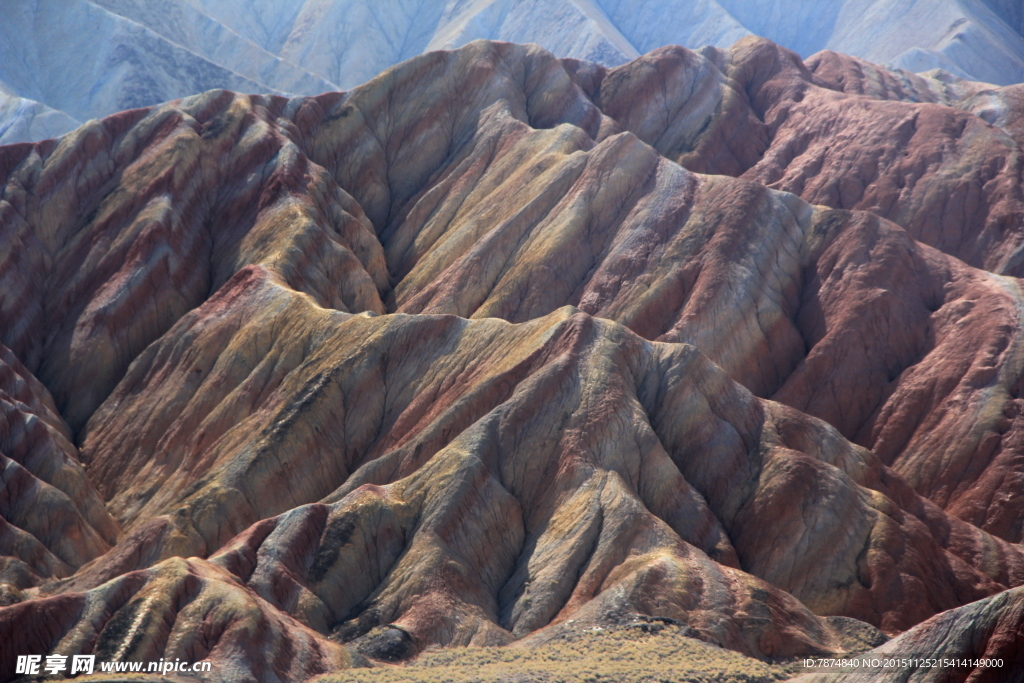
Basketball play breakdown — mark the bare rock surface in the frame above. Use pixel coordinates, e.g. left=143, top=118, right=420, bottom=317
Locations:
left=32, top=269, right=1024, bottom=655
left=2, top=38, right=1024, bottom=682
left=595, top=39, right=1024, bottom=279
left=793, top=585, right=1024, bottom=682
left=0, top=556, right=353, bottom=682
left=0, top=88, right=389, bottom=431
left=0, top=342, right=118, bottom=589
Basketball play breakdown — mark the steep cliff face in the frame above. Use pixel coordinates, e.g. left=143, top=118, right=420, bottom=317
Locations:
left=2, top=39, right=1024, bottom=683
left=0, top=343, right=119, bottom=588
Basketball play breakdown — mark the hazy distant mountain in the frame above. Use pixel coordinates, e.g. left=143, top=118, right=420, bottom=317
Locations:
left=0, top=0, right=336, bottom=121
left=2, top=0, right=1023, bottom=143
left=171, top=0, right=1024, bottom=87
left=0, top=90, right=81, bottom=145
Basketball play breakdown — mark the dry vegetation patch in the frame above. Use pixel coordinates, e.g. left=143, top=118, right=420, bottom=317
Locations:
left=316, top=624, right=803, bottom=683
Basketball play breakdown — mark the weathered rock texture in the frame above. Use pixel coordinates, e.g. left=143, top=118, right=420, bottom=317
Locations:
left=0, top=556, right=353, bottom=681
left=794, top=585, right=1024, bottom=682
left=0, top=342, right=119, bottom=589
left=2, top=38, right=1024, bottom=682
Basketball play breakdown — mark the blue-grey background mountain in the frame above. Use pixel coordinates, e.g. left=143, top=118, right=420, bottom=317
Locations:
left=3, top=0, right=1023, bottom=144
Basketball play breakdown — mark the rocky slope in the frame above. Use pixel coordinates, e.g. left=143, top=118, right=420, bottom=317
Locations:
left=794, top=585, right=1024, bottom=682
left=4, top=0, right=1024, bottom=144
left=2, top=38, right=1024, bottom=682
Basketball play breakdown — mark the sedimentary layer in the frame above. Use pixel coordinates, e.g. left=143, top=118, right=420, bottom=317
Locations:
left=1, top=38, right=1024, bottom=683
